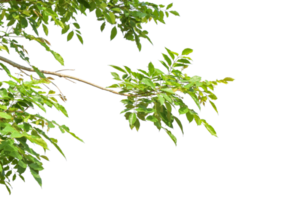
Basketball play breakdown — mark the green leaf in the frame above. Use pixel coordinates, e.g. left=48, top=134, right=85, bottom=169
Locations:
left=110, top=65, right=126, bottom=73
left=148, top=62, right=155, bottom=76
left=109, top=12, right=116, bottom=24
left=223, top=77, right=235, bottom=82
left=0, top=112, right=12, bottom=119
left=111, top=72, right=121, bottom=80
left=188, top=92, right=201, bottom=110
left=62, top=25, right=70, bottom=34
left=0, top=63, right=11, bottom=75
left=104, top=12, right=113, bottom=24
left=78, top=0, right=91, bottom=8
left=32, top=66, right=46, bottom=78
left=166, top=3, right=173, bottom=10
left=208, top=94, right=218, bottom=100
left=178, top=107, right=189, bottom=115
left=204, top=123, right=217, bottom=137
left=100, top=22, right=106, bottom=32
left=134, top=33, right=142, bottom=51
left=51, top=51, right=64, bottom=66
left=129, top=113, right=137, bottom=125
left=182, top=48, right=193, bottom=55
left=164, top=128, right=177, bottom=145
left=73, top=23, right=80, bottom=29
left=160, top=88, right=175, bottom=94
left=170, top=11, right=180, bottom=16
left=30, top=169, right=42, bottom=187
left=67, top=31, right=74, bottom=41
left=76, top=34, right=83, bottom=44
left=194, top=115, right=202, bottom=125
left=165, top=47, right=175, bottom=60
left=209, top=100, right=218, bottom=114
left=162, top=54, right=172, bottom=66
left=141, top=78, right=155, bottom=89
left=110, top=26, right=117, bottom=40
left=157, top=94, right=165, bottom=105
left=20, top=17, right=28, bottom=29
left=161, top=93, right=173, bottom=103
left=174, top=116, right=184, bottom=134
left=146, top=115, right=158, bottom=122
left=42, top=24, right=48, bottom=36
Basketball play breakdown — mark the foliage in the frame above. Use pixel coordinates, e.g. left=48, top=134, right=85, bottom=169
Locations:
left=108, top=47, right=234, bottom=144
left=0, top=0, right=233, bottom=194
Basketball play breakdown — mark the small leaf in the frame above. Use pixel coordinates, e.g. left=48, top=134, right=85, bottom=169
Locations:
left=73, top=23, right=80, bottom=29
left=148, top=62, right=155, bottom=76
left=32, top=66, right=46, bottom=78
left=42, top=24, right=48, bottom=36
left=204, top=123, right=217, bottom=137
left=162, top=54, right=172, bottom=66
left=209, top=100, right=218, bottom=114
left=178, top=107, right=189, bottom=115
left=100, top=22, right=106, bottom=32
left=67, top=31, right=74, bottom=41
left=129, top=113, right=137, bottom=125
left=146, top=115, right=158, bottom=122
left=76, top=34, right=83, bottom=44
left=182, top=48, right=193, bottom=55
left=51, top=51, right=64, bottom=66
left=164, top=128, right=177, bottom=145
left=170, top=11, right=180, bottom=16
left=174, top=116, right=184, bottom=134
left=223, top=77, right=235, bottom=82
left=110, top=65, right=126, bottom=73
left=166, top=3, right=173, bottom=10
left=110, top=26, right=117, bottom=40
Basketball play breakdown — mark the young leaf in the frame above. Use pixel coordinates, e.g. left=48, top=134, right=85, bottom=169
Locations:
left=209, top=100, right=218, bottom=114
left=182, top=48, right=193, bottom=55
left=204, top=123, right=217, bottom=137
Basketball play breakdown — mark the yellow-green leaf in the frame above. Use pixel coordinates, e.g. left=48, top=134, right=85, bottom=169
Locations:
left=0, top=112, right=12, bottom=119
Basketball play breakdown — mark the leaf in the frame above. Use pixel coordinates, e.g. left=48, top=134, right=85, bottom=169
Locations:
left=78, top=0, right=91, bottom=8
left=32, top=66, right=46, bottom=78
left=67, top=31, right=74, bottom=41
left=161, top=93, right=173, bottom=103
left=165, top=48, right=175, bottom=60
left=194, top=115, right=202, bottom=125
left=148, top=62, right=155, bottom=76
left=174, top=116, right=184, bottom=134
left=110, top=65, right=126, bottom=73
left=188, top=92, right=201, bottom=110
left=204, top=123, right=217, bottom=137
left=146, top=115, right=158, bottom=122
left=166, top=3, right=173, bottom=10
left=111, top=72, right=121, bottom=80
left=110, top=26, right=117, bottom=40
left=0, top=112, right=12, bottom=119
left=209, top=100, right=218, bottom=114
left=208, top=94, right=218, bottom=100
left=100, top=22, right=106, bottom=32
left=178, top=107, right=189, bottom=115
left=51, top=51, right=64, bottom=66
left=134, top=33, right=142, bottom=51
left=182, top=48, right=193, bottom=55
left=129, top=113, right=137, bottom=125
left=141, top=78, right=155, bottom=89
left=20, top=18, right=28, bottom=28
left=104, top=12, right=113, bottom=24
left=162, top=54, right=172, bottom=66
left=0, top=63, right=11, bottom=75
left=160, top=88, right=175, bottom=94
left=164, top=128, right=177, bottom=145
left=223, top=77, right=235, bottom=82
left=30, top=169, right=42, bottom=187
left=42, top=24, right=48, bottom=36
left=157, top=94, right=165, bottom=105
left=109, top=12, right=116, bottom=24
left=73, top=23, right=80, bottom=29
left=170, top=11, right=180, bottom=16
left=62, top=25, right=70, bottom=34
left=76, top=34, right=83, bottom=44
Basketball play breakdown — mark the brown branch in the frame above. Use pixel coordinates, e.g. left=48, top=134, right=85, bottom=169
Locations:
left=0, top=55, right=132, bottom=97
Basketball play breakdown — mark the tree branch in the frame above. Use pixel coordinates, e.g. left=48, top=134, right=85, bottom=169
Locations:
left=0, top=55, right=132, bottom=97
